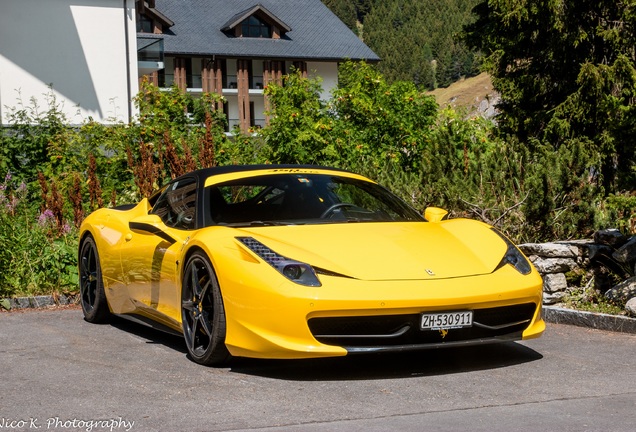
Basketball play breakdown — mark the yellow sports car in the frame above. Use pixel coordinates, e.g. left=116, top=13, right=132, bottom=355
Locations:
left=79, top=165, right=544, bottom=365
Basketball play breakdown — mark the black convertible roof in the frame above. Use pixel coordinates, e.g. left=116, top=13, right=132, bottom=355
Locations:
left=182, top=164, right=350, bottom=183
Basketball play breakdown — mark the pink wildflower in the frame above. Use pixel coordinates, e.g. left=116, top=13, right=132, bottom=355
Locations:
left=38, top=209, right=55, bottom=226
left=6, top=196, right=19, bottom=214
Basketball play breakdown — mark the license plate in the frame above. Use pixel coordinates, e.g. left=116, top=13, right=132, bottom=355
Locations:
left=421, top=311, right=473, bottom=330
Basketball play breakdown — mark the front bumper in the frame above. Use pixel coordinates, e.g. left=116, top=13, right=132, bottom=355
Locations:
left=219, top=264, right=545, bottom=359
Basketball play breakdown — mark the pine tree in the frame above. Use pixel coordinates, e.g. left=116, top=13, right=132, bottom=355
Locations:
left=322, top=0, right=481, bottom=89
left=464, top=0, right=636, bottom=191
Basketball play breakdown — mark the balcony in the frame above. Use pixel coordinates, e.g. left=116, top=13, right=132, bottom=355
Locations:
left=160, top=73, right=265, bottom=94
left=223, top=74, right=264, bottom=90
left=137, top=36, right=164, bottom=76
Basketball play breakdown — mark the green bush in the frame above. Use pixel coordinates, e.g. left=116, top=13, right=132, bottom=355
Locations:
left=0, top=175, right=77, bottom=297
left=0, top=62, right=632, bottom=299
left=604, top=192, right=636, bottom=235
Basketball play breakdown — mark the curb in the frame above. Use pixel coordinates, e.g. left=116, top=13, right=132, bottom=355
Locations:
left=543, top=305, right=636, bottom=334
left=0, top=294, right=78, bottom=311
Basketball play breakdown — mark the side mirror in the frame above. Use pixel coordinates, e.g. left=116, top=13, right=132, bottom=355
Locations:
left=129, top=214, right=176, bottom=244
left=424, top=207, right=448, bottom=223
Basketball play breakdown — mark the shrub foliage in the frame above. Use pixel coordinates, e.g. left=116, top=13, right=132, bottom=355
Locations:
left=0, top=62, right=633, bottom=298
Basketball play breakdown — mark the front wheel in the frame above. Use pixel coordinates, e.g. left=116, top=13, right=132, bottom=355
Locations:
left=78, top=235, right=111, bottom=323
left=181, top=252, right=231, bottom=366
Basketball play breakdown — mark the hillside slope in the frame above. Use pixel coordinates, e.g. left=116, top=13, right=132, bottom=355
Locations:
left=427, top=73, right=499, bottom=117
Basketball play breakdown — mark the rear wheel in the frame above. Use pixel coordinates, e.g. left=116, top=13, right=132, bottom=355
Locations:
left=78, top=235, right=111, bottom=323
left=181, top=252, right=231, bottom=366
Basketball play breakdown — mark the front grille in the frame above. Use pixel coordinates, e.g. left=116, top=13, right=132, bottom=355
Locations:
left=308, top=303, right=537, bottom=348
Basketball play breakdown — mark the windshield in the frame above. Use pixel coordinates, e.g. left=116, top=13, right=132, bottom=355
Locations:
left=205, top=174, right=423, bottom=226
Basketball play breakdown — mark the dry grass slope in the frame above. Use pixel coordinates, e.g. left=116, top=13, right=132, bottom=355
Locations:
left=427, top=73, right=498, bottom=114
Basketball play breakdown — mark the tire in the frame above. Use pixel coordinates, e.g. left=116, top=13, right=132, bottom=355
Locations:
left=78, top=235, right=111, bottom=323
left=181, top=251, right=231, bottom=366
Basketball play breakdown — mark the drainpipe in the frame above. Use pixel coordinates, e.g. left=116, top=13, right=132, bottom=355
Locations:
left=123, top=0, right=132, bottom=122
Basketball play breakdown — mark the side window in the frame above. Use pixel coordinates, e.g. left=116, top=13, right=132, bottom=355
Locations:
left=151, top=177, right=197, bottom=230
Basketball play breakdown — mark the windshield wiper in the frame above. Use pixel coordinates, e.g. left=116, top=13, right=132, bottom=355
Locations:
left=344, top=217, right=377, bottom=223
left=218, top=220, right=288, bottom=227
left=250, top=220, right=289, bottom=226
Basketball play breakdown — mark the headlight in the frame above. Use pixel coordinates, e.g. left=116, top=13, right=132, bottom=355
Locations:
left=236, top=237, right=321, bottom=287
left=491, top=229, right=532, bottom=275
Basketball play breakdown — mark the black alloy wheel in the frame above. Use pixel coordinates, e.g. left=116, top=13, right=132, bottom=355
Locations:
left=78, top=235, right=110, bottom=323
left=181, top=251, right=231, bottom=366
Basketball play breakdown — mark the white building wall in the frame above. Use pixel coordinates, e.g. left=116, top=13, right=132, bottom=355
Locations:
left=307, top=62, right=339, bottom=100
left=0, top=0, right=138, bottom=125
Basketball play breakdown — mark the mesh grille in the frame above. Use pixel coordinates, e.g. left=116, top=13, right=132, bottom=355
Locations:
left=237, top=237, right=286, bottom=265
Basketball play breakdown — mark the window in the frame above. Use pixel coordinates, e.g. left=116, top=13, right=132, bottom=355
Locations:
left=151, top=178, right=197, bottom=230
left=137, top=15, right=154, bottom=33
left=206, top=174, right=422, bottom=226
left=241, top=15, right=271, bottom=38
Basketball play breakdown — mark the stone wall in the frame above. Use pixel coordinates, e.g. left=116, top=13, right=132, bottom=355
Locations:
left=519, top=229, right=636, bottom=317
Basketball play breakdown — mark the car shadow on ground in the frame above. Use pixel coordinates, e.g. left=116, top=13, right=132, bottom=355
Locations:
left=108, top=315, right=188, bottom=354
left=107, top=315, right=543, bottom=381
left=229, top=342, right=543, bottom=381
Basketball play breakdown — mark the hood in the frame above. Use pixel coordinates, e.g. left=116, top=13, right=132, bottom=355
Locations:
left=236, top=221, right=507, bottom=281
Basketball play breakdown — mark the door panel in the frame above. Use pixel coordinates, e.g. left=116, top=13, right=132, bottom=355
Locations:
left=120, top=231, right=181, bottom=324
left=120, top=176, right=198, bottom=327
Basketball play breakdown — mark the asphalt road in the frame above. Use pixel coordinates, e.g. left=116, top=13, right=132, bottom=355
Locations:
left=1, top=307, right=635, bottom=432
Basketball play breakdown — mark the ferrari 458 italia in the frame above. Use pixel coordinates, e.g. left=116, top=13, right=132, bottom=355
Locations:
left=78, top=165, right=544, bottom=365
